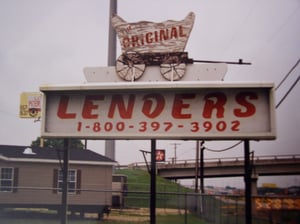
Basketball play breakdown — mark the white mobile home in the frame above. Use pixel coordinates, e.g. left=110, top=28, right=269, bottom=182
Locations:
left=0, top=145, right=116, bottom=217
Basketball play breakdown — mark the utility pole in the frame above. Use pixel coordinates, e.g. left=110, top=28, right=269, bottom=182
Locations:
left=105, top=0, right=117, bottom=160
left=170, top=143, right=181, bottom=164
left=195, top=140, right=199, bottom=193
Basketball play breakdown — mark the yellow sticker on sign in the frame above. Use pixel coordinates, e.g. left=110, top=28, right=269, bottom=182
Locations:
left=19, top=92, right=43, bottom=118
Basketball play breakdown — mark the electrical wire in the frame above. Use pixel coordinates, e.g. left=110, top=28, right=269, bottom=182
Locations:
left=204, top=58, right=300, bottom=152
left=204, top=141, right=243, bottom=153
left=248, top=4, right=300, bottom=66
left=275, top=58, right=300, bottom=91
left=276, top=74, right=300, bottom=109
left=202, top=63, right=300, bottom=153
left=222, top=0, right=259, bottom=56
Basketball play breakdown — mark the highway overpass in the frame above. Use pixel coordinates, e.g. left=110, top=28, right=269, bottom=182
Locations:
left=156, top=154, right=300, bottom=179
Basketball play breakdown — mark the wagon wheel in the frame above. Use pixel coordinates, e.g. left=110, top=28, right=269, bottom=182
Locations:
left=160, top=63, right=186, bottom=81
left=116, top=52, right=146, bottom=81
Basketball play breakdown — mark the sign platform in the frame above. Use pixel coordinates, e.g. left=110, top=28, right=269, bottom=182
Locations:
left=84, top=64, right=227, bottom=83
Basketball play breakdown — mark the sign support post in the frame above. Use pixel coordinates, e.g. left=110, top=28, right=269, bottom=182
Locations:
left=244, top=140, right=252, bottom=224
left=195, top=141, right=199, bottom=193
left=150, top=139, right=156, bottom=224
left=61, top=139, right=69, bottom=224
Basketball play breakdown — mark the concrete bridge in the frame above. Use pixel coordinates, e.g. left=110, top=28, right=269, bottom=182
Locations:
left=157, top=154, right=300, bottom=179
left=128, top=154, right=300, bottom=180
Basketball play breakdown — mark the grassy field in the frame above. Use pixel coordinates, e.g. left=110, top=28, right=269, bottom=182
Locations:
left=115, top=168, right=193, bottom=208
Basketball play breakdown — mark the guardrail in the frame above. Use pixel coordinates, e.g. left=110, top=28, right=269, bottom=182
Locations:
left=118, top=154, right=300, bottom=168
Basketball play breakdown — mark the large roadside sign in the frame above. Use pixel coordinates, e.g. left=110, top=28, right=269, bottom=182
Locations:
left=40, top=82, right=276, bottom=140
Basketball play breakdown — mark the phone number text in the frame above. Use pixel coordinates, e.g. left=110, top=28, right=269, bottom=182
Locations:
left=76, top=120, right=241, bottom=133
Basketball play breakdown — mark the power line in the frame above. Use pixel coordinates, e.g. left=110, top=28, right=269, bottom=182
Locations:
left=204, top=60, right=300, bottom=152
left=275, top=58, right=300, bottom=91
left=204, top=141, right=242, bottom=153
left=276, top=73, right=300, bottom=109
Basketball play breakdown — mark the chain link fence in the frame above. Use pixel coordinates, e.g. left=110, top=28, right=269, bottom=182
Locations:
left=1, top=185, right=300, bottom=224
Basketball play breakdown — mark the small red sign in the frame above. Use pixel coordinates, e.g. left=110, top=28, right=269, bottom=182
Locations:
left=156, top=150, right=165, bottom=162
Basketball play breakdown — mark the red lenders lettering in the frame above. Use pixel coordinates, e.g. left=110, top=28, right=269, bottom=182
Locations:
left=82, top=95, right=104, bottom=119
left=142, top=93, right=165, bottom=118
left=56, top=91, right=258, bottom=120
left=57, top=96, right=76, bottom=119
left=172, top=93, right=195, bottom=119
left=108, top=95, right=135, bottom=119
left=234, top=92, right=258, bottom=117
left=202, top=92, right=227, bottom=118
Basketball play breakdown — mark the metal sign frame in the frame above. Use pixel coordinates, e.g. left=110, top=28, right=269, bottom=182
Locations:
left=40, top=82, right=276, bottom=140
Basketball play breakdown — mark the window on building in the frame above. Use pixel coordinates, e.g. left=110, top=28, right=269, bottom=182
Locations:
left=53, top=169, right=81, bottom=194
left=58, top=169, right=77, bottom=193
left=0, top=167, right=13, bottom=192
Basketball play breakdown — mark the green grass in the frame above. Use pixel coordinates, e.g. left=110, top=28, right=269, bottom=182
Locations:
left=115, top=169, right=191, bottom=192
left=115, top=169, right=193, bottom=208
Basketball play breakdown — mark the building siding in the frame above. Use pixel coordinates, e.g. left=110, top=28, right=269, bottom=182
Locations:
left=0, top=160, right=112, bottom=207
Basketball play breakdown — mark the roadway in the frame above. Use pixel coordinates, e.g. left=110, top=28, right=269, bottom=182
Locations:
left=128, top=154, right=300, bottom=180
left=157, top=154, right=300, bottom=179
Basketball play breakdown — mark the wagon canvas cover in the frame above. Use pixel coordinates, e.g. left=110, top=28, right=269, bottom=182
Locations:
left=112, top=12, right=195, bottom=54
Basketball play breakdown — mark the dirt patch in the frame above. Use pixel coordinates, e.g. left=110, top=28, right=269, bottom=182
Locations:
left=101, top=208, right=188, bottom=222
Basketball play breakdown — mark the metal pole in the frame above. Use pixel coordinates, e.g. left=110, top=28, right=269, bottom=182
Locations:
left=105, top=0, right=117, bottom=161
left=140, top=150, right=151, bottom=174
left=200, top=141, right=205, bottom=194
left=150, top=139, right=156, bottom=224
left=108, top=0, right=117, bottom=66
left=193, top=58, right=251, bottom=65
left=61, top=138, right=69, bottom=224
left=195, top=140, right=199, bottom=193
left=184, top=192, right=188, bottom=224
left=244, top=140, right=252, bottom=224
left=170, top=143, right=180, bottom=164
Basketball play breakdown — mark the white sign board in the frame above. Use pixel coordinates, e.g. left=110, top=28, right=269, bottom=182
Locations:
left=40, top=82, right=276, bottom=140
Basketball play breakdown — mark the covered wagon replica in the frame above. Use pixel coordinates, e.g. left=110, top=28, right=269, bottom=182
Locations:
left=112, top=12, right=195, bottom=81
left=0, top=145, right=116, bottom=218
left=84, top=11, right=230, bottom=83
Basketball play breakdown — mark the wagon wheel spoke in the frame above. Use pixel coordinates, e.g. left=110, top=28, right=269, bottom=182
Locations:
left=160, top=65, right=186, bottom=75
left=116, top=54, right=146, bottom=81
left=132, top=64, right=146, bottom=73
left=160, top=63, right=186, bottom=81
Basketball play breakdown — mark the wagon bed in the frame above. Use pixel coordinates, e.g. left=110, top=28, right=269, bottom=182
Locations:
left=112, top=12, right=195, bottom=54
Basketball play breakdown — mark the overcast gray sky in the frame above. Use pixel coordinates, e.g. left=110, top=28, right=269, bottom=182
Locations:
left=1, top=0, right=300, bottom=188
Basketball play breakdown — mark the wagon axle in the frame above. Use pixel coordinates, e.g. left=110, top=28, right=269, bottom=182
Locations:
left=115, top=51, right=250, bottom=81
left=116, top=51, right=194, bottom=81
